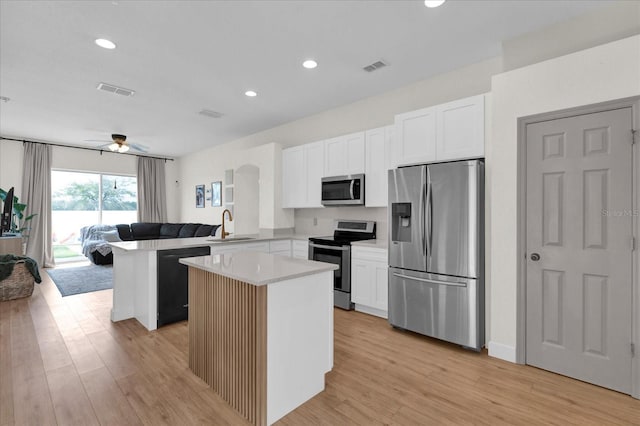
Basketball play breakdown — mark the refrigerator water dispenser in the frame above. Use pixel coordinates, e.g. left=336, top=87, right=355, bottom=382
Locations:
left=391, top=202, right=412, bottom=242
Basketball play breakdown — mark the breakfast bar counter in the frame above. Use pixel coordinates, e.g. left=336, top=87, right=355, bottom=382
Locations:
left=179, top=251, right=337, bottom=426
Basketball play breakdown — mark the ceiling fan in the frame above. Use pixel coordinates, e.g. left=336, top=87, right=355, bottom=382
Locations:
left=85, top=134, right=148, bottom=153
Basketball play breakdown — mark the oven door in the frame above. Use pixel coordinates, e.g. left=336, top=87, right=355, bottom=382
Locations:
left=308, top=242, right=353, bottom=309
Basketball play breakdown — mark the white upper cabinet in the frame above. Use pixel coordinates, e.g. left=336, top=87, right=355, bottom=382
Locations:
left=394, top=106, right=437, bottom=166
left=324, top=131, right=365, bottom=177
left=365, top=126, right=393, bottom=207
left=305, top=141, right=325, bottom=207
left=344, top=132, right=365, bottom=175
left=436, top=94, right=485, bottom=161
left=282, top=141, right=325, bottom=208
left=393, top=94, right=485, bottom=166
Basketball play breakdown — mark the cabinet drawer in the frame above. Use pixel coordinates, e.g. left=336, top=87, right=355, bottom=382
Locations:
left=352, top=246, right=387, bottom=263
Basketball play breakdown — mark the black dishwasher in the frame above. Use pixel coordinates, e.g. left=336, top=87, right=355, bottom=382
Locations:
left=157, top=246, right=211, bottom=327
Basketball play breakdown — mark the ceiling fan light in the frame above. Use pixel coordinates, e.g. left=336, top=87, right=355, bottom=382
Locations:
left=108, top=143, right=120, bottom=152
left=118, top=144, right=130, bottom=153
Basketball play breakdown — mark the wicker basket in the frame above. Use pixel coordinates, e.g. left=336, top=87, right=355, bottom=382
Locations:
left=0, top=262, right=34, bottom=301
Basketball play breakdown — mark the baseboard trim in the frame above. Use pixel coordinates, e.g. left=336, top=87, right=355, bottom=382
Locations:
left=488, top=341, right=516, bottom=363
left=354, top=304, right=388, bottom=319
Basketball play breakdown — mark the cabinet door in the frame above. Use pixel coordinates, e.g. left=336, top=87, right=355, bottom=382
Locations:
left=395, top=106, right=436, bottom=166
left=282, top=146, right=306, bottom=208
left=436, top=94, right=484, bottom=161
left=345, top=131, right=365, bottom=175
left=305, top=141, right=325, bottom=207
left=365, top=127, right=387, bottom=207
left=372, top=261, right=389, bottom=311
left=292, top=240, right=308, bottom=259
left=385, top=124, right=397, bottom=170
left=324, top=136, right=347, bottom=177
left=351, top=258, right=373, bottom=306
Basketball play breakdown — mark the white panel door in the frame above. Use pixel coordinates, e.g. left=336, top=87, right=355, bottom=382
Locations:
left=525, top=108, right=634, bottom=394
left=305, top=141, right=325, bottom=207
left=345, top=131, right=365, bottom=175
left=282, top=146, right=305, bottom=208
left=436, top=94, right=485, bottom=161
left=394, top=106, right=436, bottom=166
left=324, top=136, right=347, bottom=177
left=365, top=127, right=387, bottom=207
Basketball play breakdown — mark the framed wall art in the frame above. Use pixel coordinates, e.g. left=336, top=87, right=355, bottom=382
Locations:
left=196, top=184, right=205, bottom=208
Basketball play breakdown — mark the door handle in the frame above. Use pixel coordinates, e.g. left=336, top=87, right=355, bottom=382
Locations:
left=392, top=273, right=467, bottom=287
left=309, top=242, right=349, bottom=251
left=530, top=253, right=540, bottom=261
left=349, top=180, right=355, bottom=200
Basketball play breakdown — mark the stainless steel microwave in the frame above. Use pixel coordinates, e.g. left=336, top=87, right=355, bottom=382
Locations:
left=321, top=174, right=365, bottom=206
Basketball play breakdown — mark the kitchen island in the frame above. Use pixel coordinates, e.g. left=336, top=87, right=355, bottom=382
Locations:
left=180, top=251, right=337, bottom=426
left=108, top=233, right=311, bottom=330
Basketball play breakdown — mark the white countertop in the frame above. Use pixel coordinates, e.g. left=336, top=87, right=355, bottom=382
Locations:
left=109, top=231, right=312, bottom=252
left=179, top=251, right=338, bottom=286
left=351, top=239, right=388, bottom=250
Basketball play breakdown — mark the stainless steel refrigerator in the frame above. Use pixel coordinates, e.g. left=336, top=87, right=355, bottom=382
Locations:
left=388, top=160, right=484, bottom=350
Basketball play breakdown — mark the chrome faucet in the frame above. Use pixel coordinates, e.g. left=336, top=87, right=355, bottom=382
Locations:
left=221, top=209, right=233, bottom=239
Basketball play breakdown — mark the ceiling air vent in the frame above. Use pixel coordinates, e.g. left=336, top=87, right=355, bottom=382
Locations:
left=96, top=82, right=136, bottom=97
left=363, top=60, right=388, bottom=73
left=198, top=109, right=224, bottom=119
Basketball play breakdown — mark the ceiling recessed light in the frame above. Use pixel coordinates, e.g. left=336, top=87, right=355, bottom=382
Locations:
left=302, top=59, right=318, bottom=69
left=95, top=38, right=116, bottom=49
left=424, top=0, right=446, bottom=7
left=245, top=90, right=257, bottom=97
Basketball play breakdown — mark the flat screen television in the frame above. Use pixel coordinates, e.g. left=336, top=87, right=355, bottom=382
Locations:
left=0, top=187, right=14, bottom=237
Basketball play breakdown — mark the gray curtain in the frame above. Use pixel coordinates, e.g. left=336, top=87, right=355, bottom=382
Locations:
left=137, top=157, right=167, bottom=222
left=21, top=142, right=54, bottom=267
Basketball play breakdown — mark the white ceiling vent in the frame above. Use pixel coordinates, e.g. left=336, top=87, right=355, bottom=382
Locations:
left=96, top=82, right=135, bottom=97
left=198, top=109, right=224, bottom=118
left=363, top=60, right=388, bottom=72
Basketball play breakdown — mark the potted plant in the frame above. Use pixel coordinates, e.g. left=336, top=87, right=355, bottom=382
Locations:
left=0, top=188, right=37, bottom=253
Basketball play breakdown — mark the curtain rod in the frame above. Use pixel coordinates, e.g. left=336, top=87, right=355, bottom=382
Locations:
left=0, top=136, right=175, bottom=162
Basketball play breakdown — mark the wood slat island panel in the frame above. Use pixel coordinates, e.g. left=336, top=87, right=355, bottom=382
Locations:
left=188, top=267, right=267, bottom=426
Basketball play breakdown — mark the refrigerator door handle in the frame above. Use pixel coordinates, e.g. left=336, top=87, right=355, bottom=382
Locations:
left=392, top=272, right=468, bottom=288
left=420, top=181, right=426, bottom=255
left=426, top=167, right=432, bottom=257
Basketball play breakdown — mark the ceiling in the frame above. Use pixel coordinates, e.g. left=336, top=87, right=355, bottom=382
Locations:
left=0, top=1, right=610, bottom=158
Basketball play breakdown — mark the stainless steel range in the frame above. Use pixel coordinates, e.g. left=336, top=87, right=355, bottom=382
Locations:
left=308, top=220, right=376, bottom=310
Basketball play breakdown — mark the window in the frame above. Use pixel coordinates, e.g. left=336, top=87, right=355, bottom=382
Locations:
left=51, top=170, right=137, bottom=262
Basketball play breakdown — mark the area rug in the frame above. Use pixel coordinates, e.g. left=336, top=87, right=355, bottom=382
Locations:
left=46, top=264, right=113, bottom=297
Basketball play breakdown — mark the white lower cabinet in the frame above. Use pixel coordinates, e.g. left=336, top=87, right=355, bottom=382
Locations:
left=211, top=241, right=270, bottom=255
left=351, top=246, right=388, bottom=318
left=292, top=240, right=309, bottom=259
left=269, top=239, right=292, bottom=257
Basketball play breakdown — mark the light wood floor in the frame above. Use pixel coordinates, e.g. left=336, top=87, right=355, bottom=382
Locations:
left=1, top=269, right=639, bottom=426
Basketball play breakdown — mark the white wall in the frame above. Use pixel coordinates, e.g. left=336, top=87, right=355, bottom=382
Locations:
left=0, top=140, right=180, bottom=222
left=179, top=142, right=292, bottom=232
left=0, top=140, right=24, bottom=198
left=502, top=1, right=640, bottom=72
left=487, top=35, right=640, bottom=361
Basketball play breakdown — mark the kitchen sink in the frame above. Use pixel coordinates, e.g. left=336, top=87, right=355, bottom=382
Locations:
left=206, top=237, right=255, bottom=243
